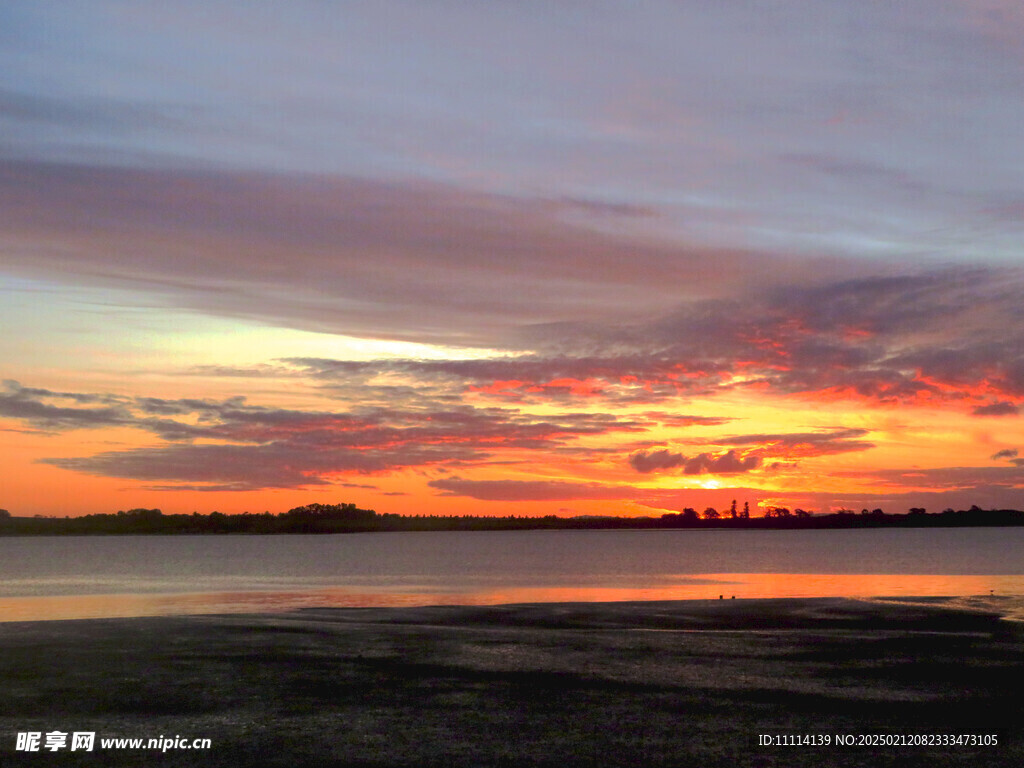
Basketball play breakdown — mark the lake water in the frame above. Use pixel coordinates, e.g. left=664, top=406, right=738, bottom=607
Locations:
left=2, top=528, right=1023, bottom=621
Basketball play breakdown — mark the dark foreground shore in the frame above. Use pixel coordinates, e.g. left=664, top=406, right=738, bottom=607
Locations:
left=1, top=598, right=1022, bottom=767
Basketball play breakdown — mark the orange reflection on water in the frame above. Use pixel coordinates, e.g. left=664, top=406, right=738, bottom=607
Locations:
left=3, top=573, right=1024, bottom=622
left=433, top=573, right=1024, bottom=606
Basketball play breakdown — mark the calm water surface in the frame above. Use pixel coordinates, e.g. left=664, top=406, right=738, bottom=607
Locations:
left=1, top=528, right=1023, bottom=621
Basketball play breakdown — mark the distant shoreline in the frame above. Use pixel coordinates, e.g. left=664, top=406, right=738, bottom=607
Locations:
left=2, top=502, right=1023, bottom=535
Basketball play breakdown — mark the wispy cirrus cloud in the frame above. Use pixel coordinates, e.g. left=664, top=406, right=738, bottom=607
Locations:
left=0, top=380, right=133, bottom=431
left=714, top=428, right=876, bottom=459
left=282, top=266, right=1024, bottom=418
left=1, top=380, right=645, bottom=491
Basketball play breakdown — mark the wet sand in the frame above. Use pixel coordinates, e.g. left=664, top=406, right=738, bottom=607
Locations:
left=1, top=597, right=1022, bottom=767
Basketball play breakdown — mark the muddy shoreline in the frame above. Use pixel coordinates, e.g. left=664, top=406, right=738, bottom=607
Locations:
left=2, top=598, right=1022, bottom=766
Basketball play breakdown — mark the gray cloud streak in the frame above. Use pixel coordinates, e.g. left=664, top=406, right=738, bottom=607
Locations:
left=0, top=162, right=833, bottom=347
left=629, top=448, right=762, bottom=475
left=4, top=380, right=645, bottom=490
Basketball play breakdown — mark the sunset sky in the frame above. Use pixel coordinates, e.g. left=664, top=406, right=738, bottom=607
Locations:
left=3, top=1, right=1024, bottom=518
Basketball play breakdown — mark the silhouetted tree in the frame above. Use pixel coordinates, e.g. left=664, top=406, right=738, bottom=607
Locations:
left=117, top=508, right=162, bottom=518
left=702, top=507, right=720, bottom=520
left=742, top=501, right=750, bottom=519
left=730, top=499, right=737, bottom=519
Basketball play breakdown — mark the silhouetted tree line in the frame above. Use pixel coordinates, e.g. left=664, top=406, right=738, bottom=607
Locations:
left=656, top=503, right=1024, bottom=530
left=0, top=501, right=1022, bottom=535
